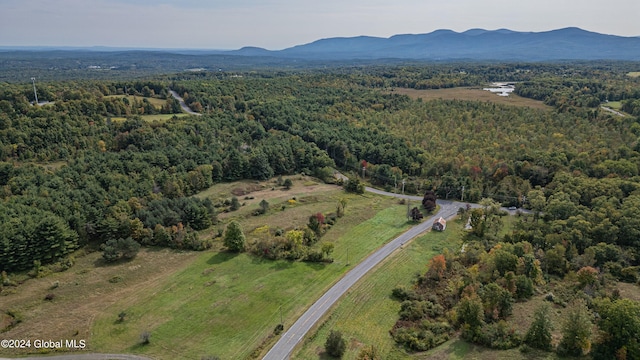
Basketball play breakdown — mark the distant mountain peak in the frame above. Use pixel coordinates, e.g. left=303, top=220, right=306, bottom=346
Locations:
left=229, top=28, right=640, bottom=61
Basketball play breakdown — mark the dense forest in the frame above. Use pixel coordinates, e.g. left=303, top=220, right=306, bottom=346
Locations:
left=0, top=62, right=639, bottom=295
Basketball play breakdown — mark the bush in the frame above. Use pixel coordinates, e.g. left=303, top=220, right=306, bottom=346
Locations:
left=515, top=275, right=534, bottom=299
left=140, top=331, right=151, bottom=345
left=620, top=266, right=639, bottom=283
left=479, top=320, right=522, bottom=349
left=356, top=345, right=381, bottom=360
left=230, top=196, right=241, bottom=211
left=101, top=237, right=141, bottom=262
left=391, top=286, right=419, bottom=301
left=305, top=250, right=324, bottom=263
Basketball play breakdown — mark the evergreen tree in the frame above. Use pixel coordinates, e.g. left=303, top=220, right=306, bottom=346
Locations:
left=223, top=221, right=245, bottom=252
left=325, top=330, right=346, bottom=358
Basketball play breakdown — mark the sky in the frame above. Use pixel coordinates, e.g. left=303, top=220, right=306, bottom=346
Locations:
left=1, top=0, right=639, bottom=50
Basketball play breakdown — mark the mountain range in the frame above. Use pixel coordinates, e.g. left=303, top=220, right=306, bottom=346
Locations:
left=228, top=27, right=640, bottom=61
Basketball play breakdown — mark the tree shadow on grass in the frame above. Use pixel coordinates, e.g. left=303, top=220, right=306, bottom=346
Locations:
left=271, top=260, right=295, bottom=271
left=207, top=251, right=239, bottom=265
left=304, top=261, right=327, bottom=271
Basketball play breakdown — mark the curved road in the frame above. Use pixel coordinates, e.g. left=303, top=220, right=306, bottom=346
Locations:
left=263, top=186, right=471, bottom=359
left=2, top=181, right=519, bottom=360
left=168, top=89, right=202, bottom=116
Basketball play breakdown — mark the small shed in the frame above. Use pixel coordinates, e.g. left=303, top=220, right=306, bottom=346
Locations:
left=432, top=217, right=447, bottom=231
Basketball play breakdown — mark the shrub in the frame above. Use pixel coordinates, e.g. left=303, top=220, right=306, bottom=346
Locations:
left=44, top=293, right=56, bottom=301
left=479, top=320, right=522, bottom=349
left=515, top=275, right=534, bottom=300
left=391, top=286, right=419, bottom=301
left=140, top=331, right=151, bottom=345
left=356, top=345, right=381, bottom=360
left=305, top=250, right=324, bottom=263
left=230, top=196, right=240, bottom=211
left=101, top=237, right=141, bottom=262
left=117, top=311, right=127, bottom=323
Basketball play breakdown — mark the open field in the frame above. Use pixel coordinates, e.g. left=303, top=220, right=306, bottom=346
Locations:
left=89, top=198, right=412, bottom=359
left=391, top=87, right=550, bottom=110
left=110, top=114, right=190, bottom=122
left=0, top=248, right=200, bottom=357
left=1, top=176, right=417, bottom=359
left=603, top=101, right=623, bottom=110
left=105, top=95, right=167, bottom=109
left=627, top=72, right=640, bottom=78
left=293, top=218, right=466, bottom=359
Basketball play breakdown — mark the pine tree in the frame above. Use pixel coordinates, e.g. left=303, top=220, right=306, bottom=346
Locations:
left=223, top=221, right=245, bottom=252
left=325, top=330, right=346, bottom=358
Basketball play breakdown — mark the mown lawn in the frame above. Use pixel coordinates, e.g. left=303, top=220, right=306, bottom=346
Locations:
left=90, top=191, right=413, bottom=359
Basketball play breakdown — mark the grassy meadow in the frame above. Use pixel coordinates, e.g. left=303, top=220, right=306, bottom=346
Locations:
left=391, top=87, right=550, bottom=110
left=89, top=190, right=412, bottom=359
left=293, top=218, right=466, bottom=359
left=1, top=176, right=418, bottom=359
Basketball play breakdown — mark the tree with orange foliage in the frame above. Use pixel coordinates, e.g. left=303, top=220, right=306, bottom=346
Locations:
left=426, top=254, right=447, bottom=280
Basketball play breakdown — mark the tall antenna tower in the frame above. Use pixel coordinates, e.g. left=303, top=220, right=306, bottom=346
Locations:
left=31, top=77, right=39, bottom=105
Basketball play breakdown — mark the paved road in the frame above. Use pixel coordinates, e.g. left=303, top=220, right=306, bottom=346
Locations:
left=263, top=188, right=467, bottom=359
left=0, top=354, right=153, bottom=360
left=168, top=89, right=201, bottom=116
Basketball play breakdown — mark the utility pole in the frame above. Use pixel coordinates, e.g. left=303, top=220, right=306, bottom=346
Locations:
left=461, top=185, right=465, bottom=202
left=362, top=167, right=366, bottom=179
left=31, top=77, right=38, bottom=105
left=402, top=179, right=406, bottom=195
left=279, top=305, right=283, bottom=325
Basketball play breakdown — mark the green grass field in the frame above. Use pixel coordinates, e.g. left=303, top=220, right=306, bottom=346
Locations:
left=391, top=87, right=550, bottom=110
left=604, top=101, right=623, bottom=110
left=293, top=218, right=466, bottom=359
left=90, top=192, right=413, bottom=359
left=105, top=95, right=167, bottom=108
